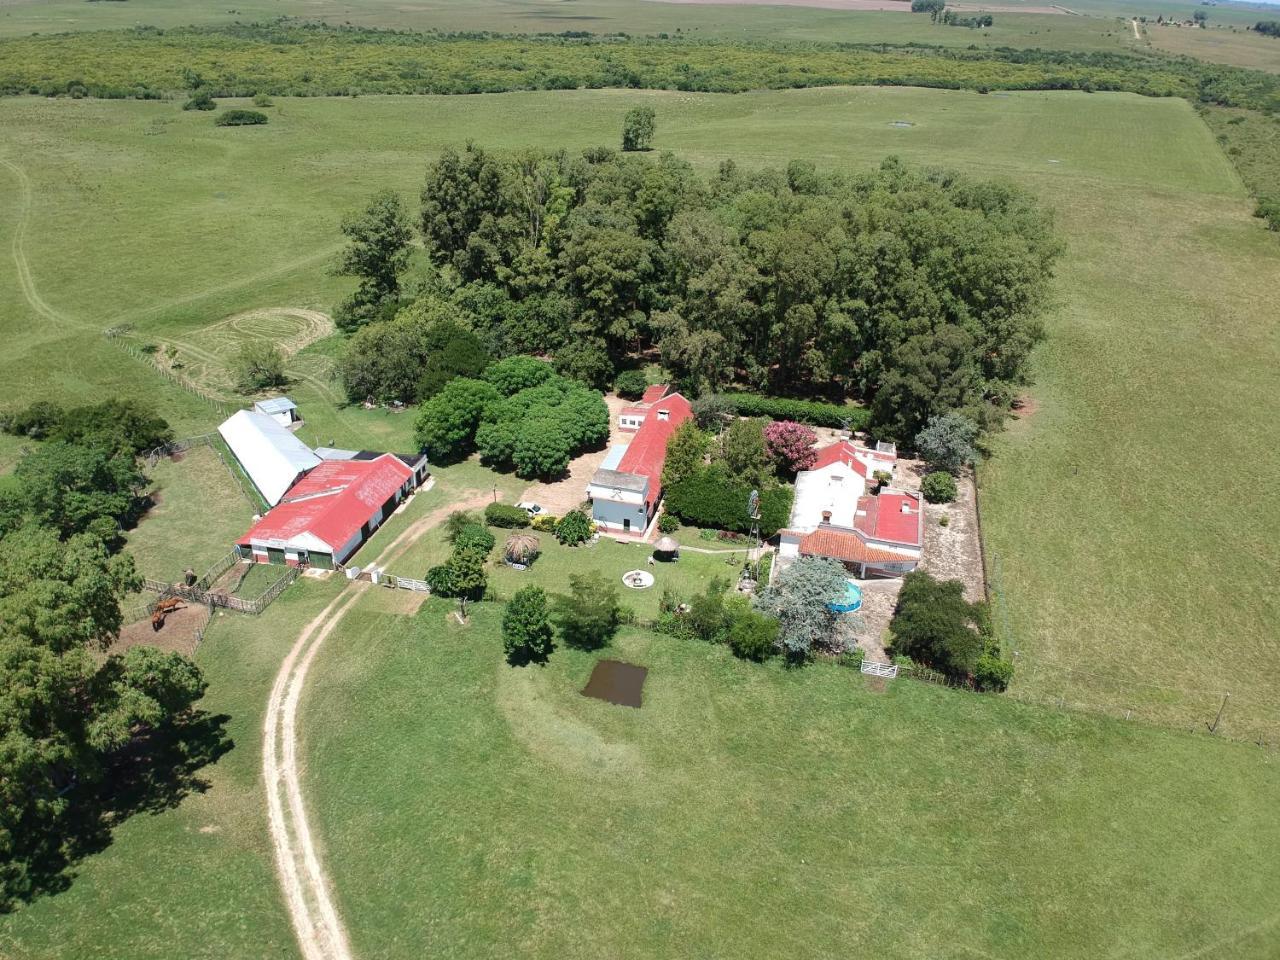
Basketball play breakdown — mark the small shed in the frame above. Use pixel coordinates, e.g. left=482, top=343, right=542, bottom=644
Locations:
left=253, top=397, right=301, bottom=427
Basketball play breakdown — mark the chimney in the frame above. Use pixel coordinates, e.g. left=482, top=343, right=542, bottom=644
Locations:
left=821, top=510, right=832, bottom=524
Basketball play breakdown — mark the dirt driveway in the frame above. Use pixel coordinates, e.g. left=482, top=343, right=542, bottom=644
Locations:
left=518, top=394, right=633, bottom=517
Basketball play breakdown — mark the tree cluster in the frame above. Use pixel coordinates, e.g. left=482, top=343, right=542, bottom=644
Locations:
left=338, top=309, right=488, bottom=404
left=755, top=556, right=849, bottom=661
left=1255, top=21, right=1280, bottom=38
left=414, top=358, right=609, bottom=478
left=416, top=145, right=1058, bottom=439
left=657, top=578, right=781, bottom=662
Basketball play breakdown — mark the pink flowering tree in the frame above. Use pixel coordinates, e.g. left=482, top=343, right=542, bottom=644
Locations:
left=763, top=420, right=817, bottom=475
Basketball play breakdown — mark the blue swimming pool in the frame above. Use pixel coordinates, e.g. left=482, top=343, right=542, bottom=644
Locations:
left=828, top=580, right=863, bottom=613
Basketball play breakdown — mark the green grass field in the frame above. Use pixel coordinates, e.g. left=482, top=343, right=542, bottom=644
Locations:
left=1, top=84, right=1278, bottom=957
left=122, top=442, right=256, bottom=582
left=298, top=598, right=1280, bottom=959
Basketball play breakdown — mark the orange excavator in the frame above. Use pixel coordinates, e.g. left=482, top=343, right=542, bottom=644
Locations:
left=151, top=597, right=186, bottom=631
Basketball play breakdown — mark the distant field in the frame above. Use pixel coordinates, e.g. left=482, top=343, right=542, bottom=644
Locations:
left=2, top=0, right=1273, bottom=70
left=1142, top=21, right=1280, bottom=73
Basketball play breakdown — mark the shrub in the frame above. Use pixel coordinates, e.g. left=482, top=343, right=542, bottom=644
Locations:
left=485, top=503, right=530, bottom=528
left=726, top=601, right=780, bottom=662
left=444, top=510, right=483, bottom=543
left=252, top=92, right=274, bottom=107
left=922, top=471, right=958, bottom=504
left=889, top=571, right=986, bottom=679
left=657, top=512, right=680, bottom=534
left=713, top=393, right=870, bottom=430
left=915, top=412, right=978, bottom=474
left=182, top=91, right=215, bottom=110
left=555, top=510, right=593, bottom=546
left=232, top=341, right=287, bottom=392
left=614, top=369, right=649, bottom=399
left=530, top=513, right=559, bottom=533
left=453, top=523, right=496, bottom=556
left=974, top=653, right=1014, bottom=692
left=1256, top=196, right=1280, bottom=231
left=664, top=465, right=793, bottom=537
left=838, top=647, right=866, bottom=669
left=215, top=109, right=268, bottom=126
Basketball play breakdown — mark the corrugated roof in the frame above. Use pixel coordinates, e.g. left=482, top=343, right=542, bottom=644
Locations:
left=591, top=467, right=648, bottom=494
left=218, top=410, right=320, bottom=506
left=239, top=455, right=412, bottom=553
left=254, top=396, right=297, bottom=415
left=613, top=393, right=692, bottom=505
left=854, top=491, right=922, bottom=547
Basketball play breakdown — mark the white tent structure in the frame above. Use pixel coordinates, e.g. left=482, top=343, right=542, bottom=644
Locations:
left=218, top=409, right=321, bottom=506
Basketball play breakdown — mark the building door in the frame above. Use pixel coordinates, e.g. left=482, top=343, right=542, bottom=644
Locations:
left=266, top=547, right=286, bottom=565
left=623, top=518, right=631, bottom=532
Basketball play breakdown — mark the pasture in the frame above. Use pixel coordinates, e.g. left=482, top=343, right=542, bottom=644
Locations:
left=1, top=84, right=1278, bottom=957
left=299, top=598, right=1280, bottom=959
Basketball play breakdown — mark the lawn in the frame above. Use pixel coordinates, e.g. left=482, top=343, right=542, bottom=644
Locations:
left=301, top=598, right=1280, bottom=959
left=122, top=443, right=256, bottom=582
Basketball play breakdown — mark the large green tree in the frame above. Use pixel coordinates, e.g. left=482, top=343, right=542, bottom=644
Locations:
left=333, top=190, right=413, bottom=330
left=755, top=556, right=847, bottom=661
left=553, top=571, right=621, bottom=650
left=502, top=586, right=555, bottom=665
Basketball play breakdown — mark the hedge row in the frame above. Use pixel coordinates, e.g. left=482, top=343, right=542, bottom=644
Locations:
left=717, top=393, right=870, bottom=431
left=664, top=465, right=793, bottom=538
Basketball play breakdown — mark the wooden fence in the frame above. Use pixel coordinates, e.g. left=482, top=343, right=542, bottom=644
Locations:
left=103, top=328, right=234, bottom=417
left=141, top=565, right=299, bottom=615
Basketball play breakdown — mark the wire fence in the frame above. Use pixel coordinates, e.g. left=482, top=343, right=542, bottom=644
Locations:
left=103, top=327, right=235, bottom=417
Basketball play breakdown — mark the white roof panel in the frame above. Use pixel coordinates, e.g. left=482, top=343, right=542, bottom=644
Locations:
left=254, top=396, right=298, bottom=415
left=218, top=410, right=320, bottom=506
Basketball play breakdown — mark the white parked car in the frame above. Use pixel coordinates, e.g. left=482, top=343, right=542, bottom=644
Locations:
left=516, top=501, right=544, bottom=517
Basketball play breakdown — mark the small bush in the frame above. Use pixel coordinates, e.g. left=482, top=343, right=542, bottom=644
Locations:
left=252, top=93, right=274, bottom=107
left=657, top=512, right=680, bottom=534
left=974, top=653, right=1014, bottom=692
left=485, top=503, right=530, bottom=528
left=939, top=515, right=951, bottom=527
left=182, top=91, right=215, bottom=111
left=838, top=647, right=866, bottom=670
left=453, top=523, right=496, bottom=555
left=215, top=109, right=268, bottom=127
left=555, top=510, right=593, bottom=546
left=444, top=510, right=483, bottom=543
left=531, top=513, right=560, bottom=533
left=727, top=604, right=780, bottom=662
left=233, top=341, right=286, bottom=392
left=922, top=471, right=958, bottom=504
left=613, top=369, right=649, bottom=400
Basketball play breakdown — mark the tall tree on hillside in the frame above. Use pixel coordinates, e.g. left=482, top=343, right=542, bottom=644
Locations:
left=333, top=190, right=413, bottom=331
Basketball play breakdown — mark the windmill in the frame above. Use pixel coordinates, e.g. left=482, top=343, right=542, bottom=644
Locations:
left=747, top=488, right=762, bottom=584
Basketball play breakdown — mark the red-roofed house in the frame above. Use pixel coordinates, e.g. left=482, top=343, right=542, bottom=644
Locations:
left=777, top=439, right=920, bottom=578
left=617, top=384, right=675, bottom=432
left=237, top=453, right=423, bottom=568
left=588, top=392, right=693, bottom=535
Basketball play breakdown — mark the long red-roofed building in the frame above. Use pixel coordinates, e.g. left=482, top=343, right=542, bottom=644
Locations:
left=588, top=389, right=692, bottom=535
left=237, top=453, right=423, bottom=568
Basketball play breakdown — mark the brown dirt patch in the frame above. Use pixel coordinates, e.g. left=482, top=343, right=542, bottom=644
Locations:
left=1012, top=393, right=1040, bottom=422
left=109, top=602, right=210, bottom=659
left=919, top=472, right=986, bottom=605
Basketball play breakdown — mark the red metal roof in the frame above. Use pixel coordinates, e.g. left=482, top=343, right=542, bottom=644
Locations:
left=239, top=455, right=411, bottom=552
left=615, top=392, right=693, bottom=505
left=810, top=439, right=897, bottom=476
left=854, top=491, right=922, bottom=547
left=798, top=528, right=917, bottom=565
left=640, top=384, right=671, bottom=405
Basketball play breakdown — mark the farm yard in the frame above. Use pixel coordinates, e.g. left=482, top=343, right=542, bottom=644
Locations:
left=1, top=32, right=1279, bottom=960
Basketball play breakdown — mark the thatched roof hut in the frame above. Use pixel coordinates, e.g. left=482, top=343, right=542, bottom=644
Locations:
left=504, top=533, right=540, bottom=565
left=653, top=536, right=680, bottom=560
